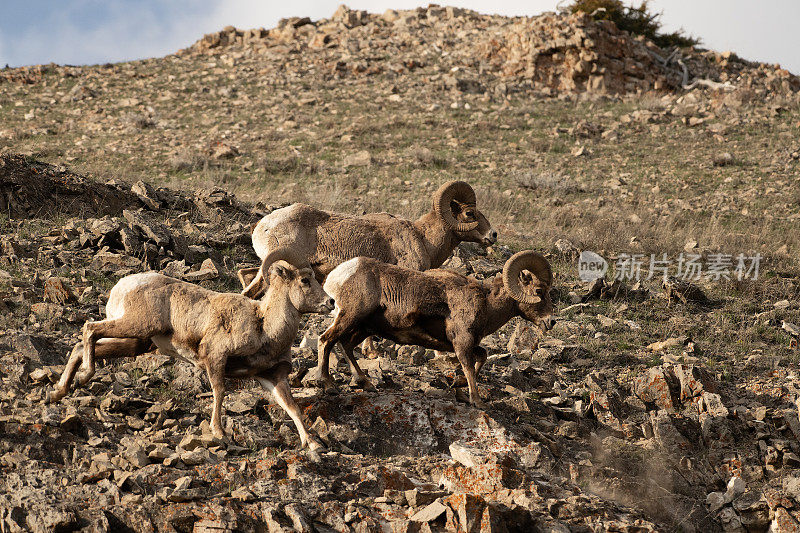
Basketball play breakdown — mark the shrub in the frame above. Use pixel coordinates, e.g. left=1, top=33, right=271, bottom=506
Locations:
left=567, top=0, right=700, bottom=48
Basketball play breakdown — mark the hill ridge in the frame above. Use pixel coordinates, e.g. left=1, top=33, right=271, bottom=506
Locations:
left=180, top=4, right=799, bottom=97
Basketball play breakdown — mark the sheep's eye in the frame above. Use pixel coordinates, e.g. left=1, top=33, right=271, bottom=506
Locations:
left=301, top=278, right=310, bottom=286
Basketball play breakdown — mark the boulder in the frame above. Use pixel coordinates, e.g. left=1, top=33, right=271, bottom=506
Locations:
left=343, top=150, right=372, bottom=168
left=507, top=322, right=541, bottom=353
left=410, top=500, right=448, bottom=523
left=633, top=366, right=678, bottom=411
left=123, top=209, right=172, bottom=247
left=42, top=277, right=76, bottom=305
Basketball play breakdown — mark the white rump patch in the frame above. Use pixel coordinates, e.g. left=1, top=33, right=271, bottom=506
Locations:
left=106, top=272, right=162, bottom=320
left=324, top=257, right=363, bottom=300
left=253, top=204, right=300, bottom=259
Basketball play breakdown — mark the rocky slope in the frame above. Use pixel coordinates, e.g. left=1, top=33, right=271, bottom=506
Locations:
left=0, top=4, right=799, bottom=532
left=1, top=155, right=800, bottom=532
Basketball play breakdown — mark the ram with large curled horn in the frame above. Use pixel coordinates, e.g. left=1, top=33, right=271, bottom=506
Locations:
left=311, top=250, right=556, bottom=406
left=238, top=180, right=496, bottom=296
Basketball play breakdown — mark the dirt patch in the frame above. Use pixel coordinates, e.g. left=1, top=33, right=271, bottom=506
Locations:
left=0, top=154, right=142, bottom=219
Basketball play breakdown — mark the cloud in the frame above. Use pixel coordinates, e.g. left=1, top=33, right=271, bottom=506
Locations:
left=1, top=2, right=216, bottom=67
left=1, top=1, right=368, bottom=67
left=650, top=0, right=800, bottom=73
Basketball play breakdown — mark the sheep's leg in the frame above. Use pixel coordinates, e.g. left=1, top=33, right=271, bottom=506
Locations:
left=314, top=335, right=339, bottom=392
left=48, top=342, right=85, bottom=403
left=49, top=338, right=152, bottom=403
left=340, top=335, right=375, bottom=391
left=79, top=321, right=99, bottom=386
left=79, top=318, right=152, bottom=386
left=473, top=346, right=488, bottom=376
left=256, top=371, right=323, bottom=451
left=315, top=310, right=361, bottom=391
left=204, top=358, right=227, bottom=439
left=453, top=338, right=484, bottom=409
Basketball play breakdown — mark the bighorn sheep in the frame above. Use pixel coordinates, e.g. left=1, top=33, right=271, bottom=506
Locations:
left=316, top=251, right=555, bottom=406
left=47, top=247, right=335, bottom=449
left=238, top=181, right=496, bottom=294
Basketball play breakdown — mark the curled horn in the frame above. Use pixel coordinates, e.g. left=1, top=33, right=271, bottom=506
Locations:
left=434, top=180, right=479, bottom=232
left=242, top=246, right=310, bottom=299
left=502, top=251, right=553, bottom=304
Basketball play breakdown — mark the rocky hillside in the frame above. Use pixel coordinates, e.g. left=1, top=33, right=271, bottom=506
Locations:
left=1, top=4, right=800, bottom=532
left=1, top=154, right=799, bottom=532
left=187, top=5, right=798, bottom=97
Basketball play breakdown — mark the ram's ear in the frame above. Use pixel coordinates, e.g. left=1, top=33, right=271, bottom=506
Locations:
left=237, top=267, right=259, bottom=289
left=271, top=263, right=295, bottom=280
left=503, top=251, right=551, bottom=304
left=453, top=200, right=477, bottom=222
left=241, top=269, right=267, bottom=299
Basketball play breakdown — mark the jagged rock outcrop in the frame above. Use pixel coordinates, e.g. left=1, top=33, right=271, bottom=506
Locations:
left=183, top=5, right=799, bottom=97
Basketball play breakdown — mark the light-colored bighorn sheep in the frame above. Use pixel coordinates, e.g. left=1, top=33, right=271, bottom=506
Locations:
left=238, top=181, right=497, bottom=294
left=47, top=247, right=335, bottom=449
left=316, top=251, right=555, bottom=406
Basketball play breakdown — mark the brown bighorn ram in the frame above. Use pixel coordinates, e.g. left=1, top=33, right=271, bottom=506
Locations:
left=238, top=180, right=496, bottom=296
left=48, top=247, right=335, bottom=449
left=317, top=251, right=555, bottom=406
left=238, top=181, right=496, bottom=366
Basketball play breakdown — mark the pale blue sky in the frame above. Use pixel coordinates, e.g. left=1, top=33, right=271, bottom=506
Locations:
left=1, top=1, right=798, bottom=73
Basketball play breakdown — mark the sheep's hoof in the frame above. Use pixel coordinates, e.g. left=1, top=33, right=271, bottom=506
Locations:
left=306, top=448, right=322, bottom=463
left=306, top=368, right=338, bottom=391
left=75, top=370, right=94, bottom=387
left=471, top=399, right=488, bottom=410
left=45, top=389, right=64, bottom=404
left=313, top=373, right=338, bottom=392
left=211, top=427, right=227, bottom=440
left=351, top=378, right=376, bottom=392
left=307, top=435, right=325, bottom=451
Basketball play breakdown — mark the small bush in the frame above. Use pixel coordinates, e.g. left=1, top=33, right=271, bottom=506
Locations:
left=567, top=0, right=700, bottom=48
